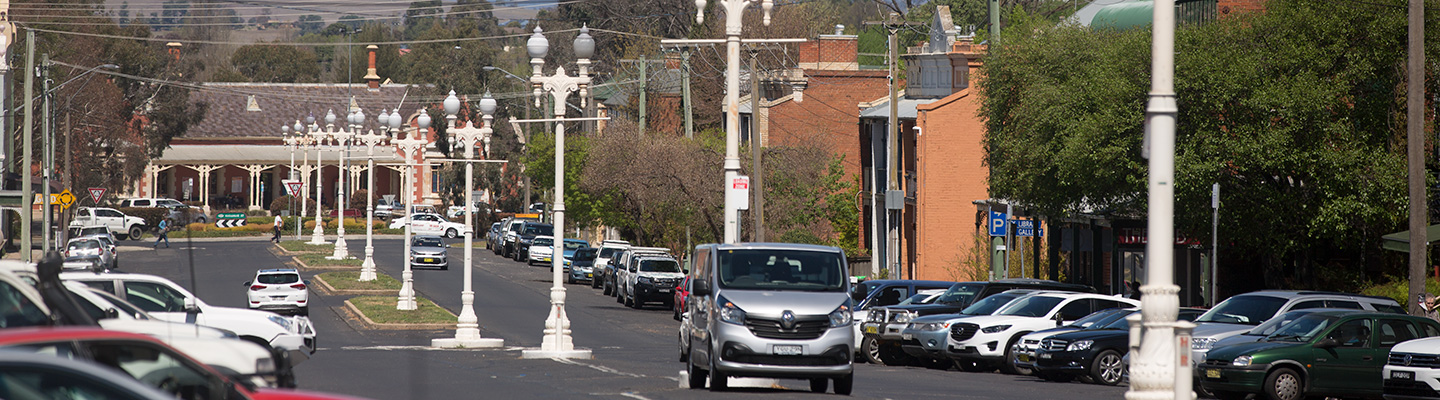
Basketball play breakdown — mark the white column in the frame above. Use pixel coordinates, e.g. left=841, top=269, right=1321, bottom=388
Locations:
left=310, top=143, right=326, bottom=244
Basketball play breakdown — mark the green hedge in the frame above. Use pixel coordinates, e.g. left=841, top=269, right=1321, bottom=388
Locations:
left=1360, top=276, right=1440, bottom=308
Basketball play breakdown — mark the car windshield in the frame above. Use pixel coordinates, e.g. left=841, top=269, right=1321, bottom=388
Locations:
left=599, top=248, right=622, bottom=258
left=899, top=292, right=942, bottom=306
left=524, top=225, right=553, bottom=236
left=1071, top=308, right=1126, bottom=328
left=534, top=238, right=554, bottom=246
left=564, top=240, right=589, bottom=250
left=258, top=273, right=300, bottom=284
left=1196, top=294, right=1287, bottom=325
left=572, top=249, right=598, bottom=260
left=996, top=295, right=1065, bottom=317
left=639, top=259, right=681, bottom=272
left=717, top=249, right=846, bottom=292
left=935, top=283, right=983, bottom=306
left=1264, top=314, right=1341, bottom=342
left=1096, top=311, right=1139, bottom=329
left=961, top=293, right=1020, bottom=315
left=1245, top=310, right=1322, bottom=336
left=68, top=240, right=100, bottom=250
left=413, top=237, right=444, bottom=247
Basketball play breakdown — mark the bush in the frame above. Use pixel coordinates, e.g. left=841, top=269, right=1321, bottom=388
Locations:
left=269, top=195, right=314, bottom=216
left=118, top=207, right=168, bottom=228
left=1361, top=276, right=1440, bottom=309
left=349, top=189, right=376, bottom=210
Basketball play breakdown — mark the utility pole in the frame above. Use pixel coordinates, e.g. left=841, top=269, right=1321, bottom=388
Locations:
left=682, top=50, right=693, bottom=139
left=865, top=12, right=921, bottom=279
left=638, top=54, right=647, bottom=137
left=40, top=53, right=50, bottom=254
left=990, top=0, right=1001, bottom=44
left=1405, top=0, right=1426, bottom=315
left=20, top=30, right=33, bottom=261
left=749, top=49, right=764, bottom=242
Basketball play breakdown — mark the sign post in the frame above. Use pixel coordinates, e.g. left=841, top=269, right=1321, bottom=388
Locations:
left=216, top=212, right=247, bottom=228
left=87, top=188, right=106, bottom=205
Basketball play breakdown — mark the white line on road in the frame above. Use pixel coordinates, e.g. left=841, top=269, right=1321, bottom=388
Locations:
left=618, top=392, right=652, bottom=400
left=549, top=357, right=650, bottom=378
left=331, top=345, right=512, bottom=351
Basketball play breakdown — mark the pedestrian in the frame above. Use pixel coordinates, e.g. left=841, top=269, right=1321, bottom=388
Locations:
left=153, top=218, right=170, bottom=248
left=1421, top=293, right=1440, bottom=323
left=272, top=214, right=284, bottom=243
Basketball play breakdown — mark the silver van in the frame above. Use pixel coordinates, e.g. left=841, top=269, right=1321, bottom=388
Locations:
left=684, top=243, right=854, bottom=394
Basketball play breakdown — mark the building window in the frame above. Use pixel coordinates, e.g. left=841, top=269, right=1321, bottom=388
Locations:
left=431, top=169, right=440, bottom=193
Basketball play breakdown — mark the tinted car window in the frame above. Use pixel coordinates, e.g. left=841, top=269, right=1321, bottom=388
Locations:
left=961, top=293, right=1020, bottom=315
left=1057, top=299, right=1094, bottom=320
left=533, top=238, right=554, bottom=246
left=997, top=296, right=1065, bottom=317
left=717, top=249, right=846, bottom=292
left=523, top=224, right=553, bottom=236
left=1378, top=319, right=1419, bottom=346
left=1196, top=294, right=1288, bottom=325
left=598, top=248, right=621, bottom=258
left=1375, top=303, right=1408, bottom=314
left=257, top=273, right=300, bottom=284
left=639, top=259, right=681, bottom=273
left=871, top=287, right=909, bottom=308
left=934, top=284, right=982, bottom=306
left=1266, top=314, right=1340, bottom=342
left=1330, top=319, right=1373, bottom=348
left=123, top=282, right=187, bottom=313
left=413, top=237, right=443, bottom=247
left=1245, top=310, right=1321, bottom=336
left=573, top=249, right=598, bottom=260
left=0, top=281, right=47, bottom=328
left=1326, top=300, right=1362, bottom=309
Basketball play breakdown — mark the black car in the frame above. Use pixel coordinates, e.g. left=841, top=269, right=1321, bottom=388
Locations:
left=1032, top=309, right=1139, bottom=385
left=510, top=221, right=553, bottom=262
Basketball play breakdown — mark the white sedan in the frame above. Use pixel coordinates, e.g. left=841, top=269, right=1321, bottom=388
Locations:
left=388, top=213, right=471, bottom=238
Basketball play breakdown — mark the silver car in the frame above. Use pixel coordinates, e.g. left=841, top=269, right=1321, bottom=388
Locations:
left=409, top=235, right=449, bottom=270
left=684, top=243, right=854, bottom=394
left=64, top=236, right=115, bottom=271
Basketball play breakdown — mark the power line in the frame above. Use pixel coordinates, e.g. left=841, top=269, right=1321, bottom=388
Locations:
left=22, top=26, right=568, bottom=46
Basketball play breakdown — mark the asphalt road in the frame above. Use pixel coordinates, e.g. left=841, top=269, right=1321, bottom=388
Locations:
left=109, top=233, right=1131, bottom=400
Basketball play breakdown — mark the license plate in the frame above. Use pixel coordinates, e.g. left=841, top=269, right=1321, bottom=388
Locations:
left=1039, top=353, right=1052, bottom=359
left=863, top=326, right=878, bottom=334
left=773, top=345, right=802, bottom=355
left=423, top=258, right=435, bottom=263
left=1017, top=354, right=1031, bottom=362
left=271, top=296, right=286, bottom=300
left=1392, top=370, right=1414, bottom=380
left=586, top=273, right=592, bottom=278
left=902, top=333, right=913, bottom=340
left=1206, top=369, right=1221, bottom=379
left=659, top=288, right=671, bottom=293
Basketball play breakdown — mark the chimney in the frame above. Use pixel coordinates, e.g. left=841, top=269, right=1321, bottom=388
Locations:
left=166, top=42, right=181, bottom=62
left=363, top=44, right=381, bottom=89
left=797, top=29, right=858, bottom=71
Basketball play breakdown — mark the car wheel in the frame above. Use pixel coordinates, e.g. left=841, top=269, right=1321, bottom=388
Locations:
left=833, top=372, right=853, bottom=395
left=445, top=228, right=458, bottom=238
left=673, top=304, right=681, bottom=321
left=1089, top=350, right=1124, bottom=386
left=602, top=280, right=612, bottom=295
left=129, top=226, right=144, bottom=240
left=686, top=350, right=707, bottom=389
left=862, top=337, right=883, bottom=364
left=679, top=331, right=690, bottom=362
left=999, top=337, right=1026, bottom=375
left=709, top=366, right=728, bottom=392
left=809, top=378, right=828, bottom=393
left=625, top=292, right=636, bottom=308
left=875, top=342, right=914, bottom=366
left=1264, top=368, right=1304, bottom=400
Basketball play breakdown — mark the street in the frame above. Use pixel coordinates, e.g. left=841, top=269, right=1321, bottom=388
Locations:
left=109, top=235, right=1130, bottom=400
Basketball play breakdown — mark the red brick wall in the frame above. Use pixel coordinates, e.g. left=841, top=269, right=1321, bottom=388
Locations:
left=914, top=88, right=989, bottom=281
left=798, top=37, right=858, bottom=65
left=1217, top=0, right=1266, bottom=16
left=766, top=70, right=889, bottom=180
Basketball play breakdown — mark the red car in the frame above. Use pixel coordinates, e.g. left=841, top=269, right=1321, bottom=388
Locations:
left=0, top=327, right=369, bottom=400
left=672, top=275, right=691, bottom=320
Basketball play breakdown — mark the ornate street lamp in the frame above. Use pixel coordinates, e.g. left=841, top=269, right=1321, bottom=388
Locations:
left=327, top=111, right=357, bottom=260
left=295, top=119, right=309, bottom=239
left=306, top=110, right=336, bottom=245
left=520, top=25, right=593, bottom=360
left=354, top=113, right=390, bottom=281
left=432, top=91, right=503, bottom=348
left=393, top=109, right=432, bottom=310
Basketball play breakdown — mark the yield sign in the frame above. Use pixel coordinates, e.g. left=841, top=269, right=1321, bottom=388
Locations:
left=283, top=179, right=303, bottom=196
left=87, top=188, right=106, bottom=204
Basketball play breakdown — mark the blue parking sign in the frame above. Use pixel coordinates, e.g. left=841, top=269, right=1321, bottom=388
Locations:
left=989, top=211, right=1007, bottom=236
left=1011, top=219, right=1038, bottom=237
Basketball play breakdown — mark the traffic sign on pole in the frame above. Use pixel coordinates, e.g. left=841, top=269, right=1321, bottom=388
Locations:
left=283, top=179, right=303, bottom=197
left=56, top=189, right=75, bottom=210
left=1010, top=219, right=1043, bottom=237
left=87, top=188, right=106, bottom=204
left=989, top=211, right=1007, bottom=236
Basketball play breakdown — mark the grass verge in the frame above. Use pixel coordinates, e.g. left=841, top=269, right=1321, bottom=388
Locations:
left=318, top=271, right=401, bottom=290
left=349, top=296, right=455, bottom=324
left=297, top=253, right=363, bottom=267
left=279, top=241, right=334, bottom=253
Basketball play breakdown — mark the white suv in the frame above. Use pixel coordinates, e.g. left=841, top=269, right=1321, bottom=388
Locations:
left=619, top=255, right=683, bottom=309
left=1384, top=335, right=1440, bottom=399
left=61, top=271, right=317, bottom=363
left=944, top=292, right=1140, bottom=374
left=69, top=207, right=148, bottom=240
left=245, top=268, right=309, bottom=315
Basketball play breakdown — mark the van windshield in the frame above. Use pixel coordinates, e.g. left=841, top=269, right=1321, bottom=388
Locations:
left=717, top=249, right=845, bottom=292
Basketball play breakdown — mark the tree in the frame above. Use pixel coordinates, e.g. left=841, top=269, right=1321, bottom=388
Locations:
left=230, top=44, right=321, bottom=83
left=297, top=15, right=325, bottom=34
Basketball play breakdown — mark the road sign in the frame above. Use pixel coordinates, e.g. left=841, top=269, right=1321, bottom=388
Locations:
left=216, top=219, right=247, bottom=228
left=87, top=188, right=106, bottom=204
left=217, top=213, right=246, bottom=219
left=56, top=189, right=75, bottom=210
left=732, top=176, right=749, bottom=190
left=989, top=211, right=1007, bottom=236
left=283, top=179, right=303, bottom=197
left=728, top=176, right=750, bottom=210
left=1010, top=219, right=1044, bottom=237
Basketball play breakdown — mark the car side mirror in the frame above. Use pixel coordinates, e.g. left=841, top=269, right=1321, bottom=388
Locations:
left=183, top=297, right=201, bottom=313
left=1314, top=337, right=1339, bottom=349
left=1054, top=312, right=1066, bottom=327
left=692, top=280, right=712, bottom=296
left=104, top=308, right=119, bottom=319
left=243, top=281, right=251, bottom=287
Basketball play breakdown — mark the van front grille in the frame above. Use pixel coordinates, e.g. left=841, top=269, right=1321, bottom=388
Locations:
left=746, top=315, right=829, bottom=340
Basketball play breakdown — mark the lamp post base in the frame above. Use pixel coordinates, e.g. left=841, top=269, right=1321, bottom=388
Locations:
left=308, top=224, right=326, bottom=245
left=327, top=236, right=350, bottom=260
left=358, top=248, right=377, bottom=281
left=396, top=269, right=417, bottom=310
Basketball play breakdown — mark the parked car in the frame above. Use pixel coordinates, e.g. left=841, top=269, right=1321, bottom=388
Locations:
left=1199, top=310, right=1440, bottom=400
left=590, top=240, right=632, bottom=289
left=245, top=268, right=309, bottom=315
left=64, top=236, right=116, bottom=271
left=527, top=236, right=556, bottom=266
left=673, top=275, right=692, bottom=321
left=0, top=349, right=176, bottom=400
left=62, top=271, right=318, bottom=364
left=409, top=235, right=450, bottom=270
left=619, top=255, right=683, bottom=309
left=1013, top=307, right=1204, bottom=375
left=683, top=243, right=854, bottom=394
left=69, top=207, right=148, bottom=240
left=607, top=246, right=670, bottom=298
left=564, top=247, right=598, bottom=285
left=863, top=279, right=1093, bottom=367
left=509, top=222, right=554, bottom=262
left=897, top=289, right=1048, bottom=368
left=484, top=222, right=501, bottom=250
left=944, top=291, right=1141, bottom=374
left=851, top=279, right=956, bottom=362
left=1382, top=334, right=1440, bottom=399
left=1189, top=291, right=1406, bottom=373
left=388, top=213, right=469, bottom=238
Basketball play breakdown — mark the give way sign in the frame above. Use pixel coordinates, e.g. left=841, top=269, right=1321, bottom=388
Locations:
left=87, top=188, right=106, bottom=204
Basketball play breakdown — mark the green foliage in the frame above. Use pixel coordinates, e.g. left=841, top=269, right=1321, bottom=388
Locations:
left=1361, top=276, right=1440, bottom=309
left=230, top=44, right=320, bottom=83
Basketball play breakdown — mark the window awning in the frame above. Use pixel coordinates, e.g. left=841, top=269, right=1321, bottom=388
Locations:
left=1381, top=224, right=1440, bottom=253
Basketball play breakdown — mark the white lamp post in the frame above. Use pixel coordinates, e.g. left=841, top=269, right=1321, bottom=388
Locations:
left=328, top=112, right=357, bottom=260
left=520, top=25, right=593, bottom=360
left=295, top=118, right=310, bottom=240
left=692, top=0, right=774, bottom=244
left=394, top=109, right=432, bottom=310
left=355, top=111, right=393, bottom=281
left=282, top=122, right=301, bottom=239
left=308, top=110, right=337, bottom=245
left=432, top=91, right=504, bottom=348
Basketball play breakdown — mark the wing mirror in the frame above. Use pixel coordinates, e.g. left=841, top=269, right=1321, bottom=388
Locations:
left=1314, top=337, right=1339, bottom=349
left=1054, top=312, right=1066, bottom=327
left=183, top=297, right=201, bottom=313
left=104, top=308, right=120, bottom=319
left=692, top=280, right=712, bottom=296
left=243, top=281, right=251, bottom=287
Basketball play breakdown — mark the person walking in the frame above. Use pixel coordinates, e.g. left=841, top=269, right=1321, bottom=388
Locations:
left=272, top=215, right=284, bottom=243
left=153, top=218, right=170, bottom=248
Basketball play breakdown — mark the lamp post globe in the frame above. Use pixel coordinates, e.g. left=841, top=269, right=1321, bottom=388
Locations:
left=527, top=26, right=548, bottom=59
left=574, top=25, right=595, bottom=60
left=355, top=109, right=365, bottom=128
left=389, top=108, right=403, bottom=131
left=325, top=109, right=337, bottom=126
left=306, top=112, right=316, bottom=126
left=444, top=90, right=461, bottom=117
left=418, top=108, right=432, bottom=131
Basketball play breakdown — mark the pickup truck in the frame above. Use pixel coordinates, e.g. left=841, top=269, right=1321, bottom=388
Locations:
left=69, top=207, right=148, bottom=240
left=388, top=212, right=470, bottom=238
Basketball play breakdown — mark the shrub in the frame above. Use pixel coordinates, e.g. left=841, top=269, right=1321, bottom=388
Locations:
left=349, top=189, right=376, bottom=210
left=1361, top=276, right=1440, bottom=309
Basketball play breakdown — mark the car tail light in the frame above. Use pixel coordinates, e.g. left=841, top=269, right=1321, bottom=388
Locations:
left=290, top=283, right=307, bottom=290
left=249, top=285, right=266, bottom=291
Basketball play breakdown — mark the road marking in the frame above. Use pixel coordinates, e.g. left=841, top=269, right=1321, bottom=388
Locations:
left=618, top=392, right=651, bottom=400
left=331, top=345, right=511, bottom=351
left=549, top=357, right=649, bottom=378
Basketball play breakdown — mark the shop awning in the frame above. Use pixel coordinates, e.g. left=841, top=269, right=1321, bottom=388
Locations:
left=1381, top=224, right=1440, bottom=253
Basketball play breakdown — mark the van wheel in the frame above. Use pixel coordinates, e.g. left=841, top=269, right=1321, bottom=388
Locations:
left=709, top=370, right=728, bottom=391
left=809, top=378, right=827, bottom=393
left=686, top=353, right=706, bottom=389
left=129, top=226, right=144, bottom=240
left=833, top=372, right=854, bottom=395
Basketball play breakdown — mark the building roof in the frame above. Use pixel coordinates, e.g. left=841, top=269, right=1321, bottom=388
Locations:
left=859, top=97, right=931, bottom=120
left=151, top=144, right=398, bottom=165
left=185, top=83, right=434, bottom=139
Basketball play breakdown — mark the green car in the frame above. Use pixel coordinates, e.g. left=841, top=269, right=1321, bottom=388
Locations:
left=1199, top=310, right=1440, bottom=400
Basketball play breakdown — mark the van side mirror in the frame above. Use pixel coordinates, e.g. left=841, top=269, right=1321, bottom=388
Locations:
left=1314, top=337, right=1339, bottom=349
left=692, top=280, right=712, bottom=296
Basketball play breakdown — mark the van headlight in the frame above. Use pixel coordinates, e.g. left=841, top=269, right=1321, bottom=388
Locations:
left=1232, top=355, right=1252, bottom=367
left=1066, top=340, right=1093, bottom=352
left=829, top=304, right=852, bottom=328
left=981, top=325, right=1012, bottom=334
left=637, top=276, right=653, bottom=285
left=717, top=296, right=746, bottom=325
